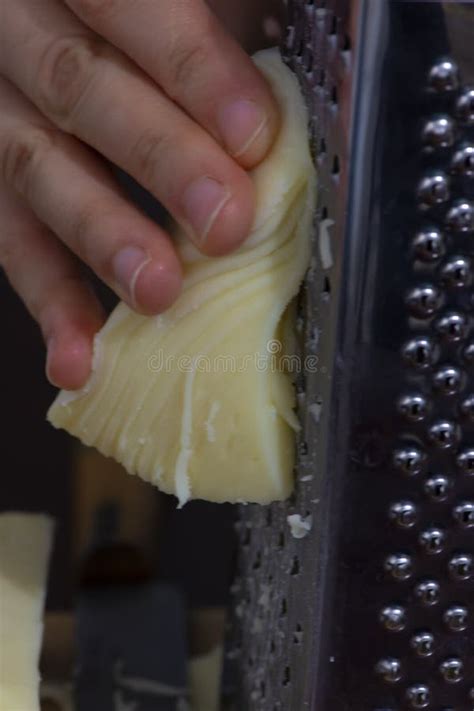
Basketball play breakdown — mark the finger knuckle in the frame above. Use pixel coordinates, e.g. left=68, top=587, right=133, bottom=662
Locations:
left=167, top=41, right=210, bottom=93
left=130, top=129, right=172, bottom=187
left=0, top=232, right=29, bottom=283
left=35, top=34, right=103, bottom=127
left=70, top=0, right=120, bottom=21
left=73, top=203, right=101, bottom=261
left=36, top=273, right=86, bottom=326
left=1, top=128, right=53, bottom=196
left=0, top=241, right=17, bottom=272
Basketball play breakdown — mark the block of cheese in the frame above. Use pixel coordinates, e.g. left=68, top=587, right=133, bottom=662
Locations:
left=48, top=48, right=316, bottom=505
left=0, top=513, right=54, bottom=711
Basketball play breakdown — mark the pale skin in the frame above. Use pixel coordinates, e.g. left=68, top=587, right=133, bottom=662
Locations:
left=0, top=0, right=283, bottom=390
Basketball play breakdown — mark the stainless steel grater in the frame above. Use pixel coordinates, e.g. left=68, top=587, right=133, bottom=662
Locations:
left=229, top=2, right=474, bottom=709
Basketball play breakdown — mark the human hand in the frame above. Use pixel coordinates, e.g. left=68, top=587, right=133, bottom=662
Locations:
left=0, top=0, right=279, bottom=389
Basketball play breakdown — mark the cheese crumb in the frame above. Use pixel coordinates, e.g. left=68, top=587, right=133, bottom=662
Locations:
left=319, top=218, right=335, bottom=270
left=175, top=367, right=196, bottom=507
left=309, top=399, right=323, bottom=423
left=287, top=513, right=313, bottom=539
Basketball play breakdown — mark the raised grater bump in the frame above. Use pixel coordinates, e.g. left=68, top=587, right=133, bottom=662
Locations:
left=424, top=474, right=451, bottom=502
left=443, top=605, right=468, bottom=632
left=440, top=257, right=473, bottom=288
left=389, top=500, right=418, bottom=528
left=456, top=87, right=474, bottom=124
left=229, top=2, right=474, bottom=710
left=451, top=144, right=474, bottom=176
left=375, top=657, right=403, bottom=684
left=414, top=579, right=441, bottom=607
left=379, top=604, right=407, bottom=632
left=423, top=115, right=456, bottom=150
left=410, top=631, right=435, bottom=658
left=406, top=684, right=431, bottom=709
left=413, top=227, right=446, bottom=262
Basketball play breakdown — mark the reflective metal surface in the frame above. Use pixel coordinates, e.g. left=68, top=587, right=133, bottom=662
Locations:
left=231, top=1, right=474, bottom=709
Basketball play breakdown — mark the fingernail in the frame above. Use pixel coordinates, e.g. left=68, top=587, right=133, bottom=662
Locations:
left=181, top=176, right=231, bottom=245
left=113, top=246, right=150, bottom=306
left=217, top=99, right=268, bottom=158
left=134, top=260, right=182, bottom=314
left=46, top=334, right=92, bottom=390
left=45, top=335, right=57, bottom=385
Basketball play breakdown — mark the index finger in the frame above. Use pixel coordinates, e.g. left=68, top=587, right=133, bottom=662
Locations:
left=64, top=0, right=280, bottom=169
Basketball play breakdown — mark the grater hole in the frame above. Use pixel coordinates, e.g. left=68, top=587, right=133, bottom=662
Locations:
left=293, top=623, right=303, bottom=644
left=319, top=137, right=327, bottom=155
left=260, top=680, right=266, bottom=699
left=299, top=440, right=309, bottom=456
left=296, top=283, right=306, bottom=318
left=296, top=379, right=306, bottom=397
left=296, top=37, right=304, bottom=58
left=270, top=638, right=275, bottom=653
left=282, top=666, right=291, bottom=687
left=278, top=531, right=286, bottom=549
left=290, top=555, right=300, bottom=576
left=329, top=14, right=337, bottom=35
left=332, top=155, right=340, bottom=176
left=242, top=526, right=251, bottom=546
left=252, top=550, right=262, bottom=570
left=323, top=276, right=332, bottom=297
left=280, top=597, right=288, bottom=617
left=305, top=53, right=314, bottom=75
left=342, top=34, right=351, bottom=52
left=318, top=68, right=326, bottom=87
left=331, top=85, right=338, bottom=106
left=247, top=655, right=254, bottom=668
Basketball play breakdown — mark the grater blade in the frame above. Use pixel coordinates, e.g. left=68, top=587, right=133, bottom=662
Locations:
left=230, top=2, right=474, bottom=710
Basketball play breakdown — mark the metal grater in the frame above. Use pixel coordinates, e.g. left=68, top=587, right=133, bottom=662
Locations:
left=229, top=2, right=474, bottom=709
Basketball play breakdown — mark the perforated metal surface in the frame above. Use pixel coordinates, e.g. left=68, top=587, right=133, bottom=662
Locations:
left=230, top=2, right=474, bottom=710
left=229, top=1, right=353, bottom=709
